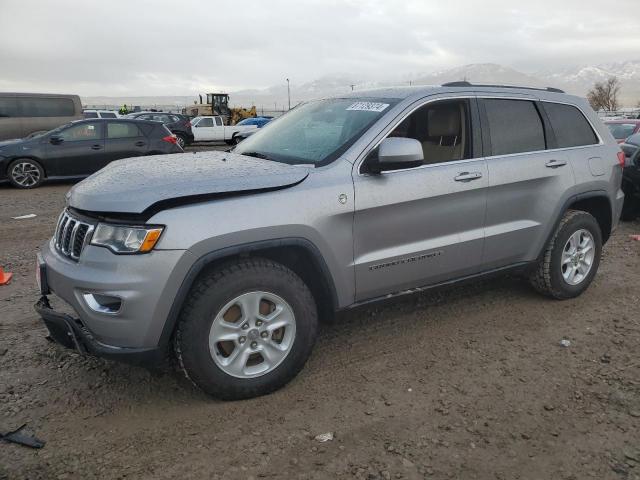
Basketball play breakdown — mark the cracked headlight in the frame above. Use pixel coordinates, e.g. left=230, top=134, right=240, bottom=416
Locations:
left=91, top=224, right=164, bottom=254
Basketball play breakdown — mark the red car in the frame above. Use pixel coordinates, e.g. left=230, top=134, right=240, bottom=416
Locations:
left=605, top=119, right=640, bottom=144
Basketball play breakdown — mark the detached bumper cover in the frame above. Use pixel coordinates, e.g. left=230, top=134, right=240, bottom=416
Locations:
left=34, top=296, right=164, bottom=366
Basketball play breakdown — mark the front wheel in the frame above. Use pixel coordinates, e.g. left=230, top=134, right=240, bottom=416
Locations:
left=175, top=258, right=318, bottom=400
left=8, top=158, right=44, bottom=188
left=529, top=210, right=602, bottom=299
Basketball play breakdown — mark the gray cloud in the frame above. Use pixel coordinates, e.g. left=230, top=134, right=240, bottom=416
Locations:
left=1, top=0, right=638, bottom=95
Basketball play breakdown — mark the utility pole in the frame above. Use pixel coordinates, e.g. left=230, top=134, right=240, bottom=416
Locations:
left=286, top=78, right=291, bottom=110
left=350, top=84, right=355, bottom=91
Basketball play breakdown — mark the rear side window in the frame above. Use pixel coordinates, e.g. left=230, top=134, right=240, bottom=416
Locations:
left=83, top=111, right=98, bottom=118
left=215, top=117, right=223, bottom=126
left=107, top=122, right=141, bottom=139
left=483, top=99, right=545, bottom=156
left=100, top=112, right=117, bottom=118
left=544, top=102, right=598, bottom=147
left=0, top=97, right=20, bottom=117
left=19, top=97, right=75, bottom=117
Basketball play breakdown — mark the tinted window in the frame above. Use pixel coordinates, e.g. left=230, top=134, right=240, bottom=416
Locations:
left=100, top=112, right=117, bottom=119
left=59, top=122, right=101, bottom=141
left=606, top=122, right=637, bottom=141
left=107, top=122, right=141, bottom=138
left=545, top=102, right=598, bottom=147
left=0, top=97, right=20, bottom=117
left=197, top=117, right=214, bottom=127
left=19, top=97, right=75, bottom=117
left=387, top=100, right=472, bottom=164
left=83, top=111, right=99, bottom=118
left=483, top=99, right=545, bottom=155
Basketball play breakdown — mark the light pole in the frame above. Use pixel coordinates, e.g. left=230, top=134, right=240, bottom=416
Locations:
left=286, top=78, right=291, bottom=110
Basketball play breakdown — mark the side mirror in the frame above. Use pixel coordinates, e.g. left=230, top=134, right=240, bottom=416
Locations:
left=49, top=135, right=64, bottom=145
left=367, top=137, right=424, bottom=173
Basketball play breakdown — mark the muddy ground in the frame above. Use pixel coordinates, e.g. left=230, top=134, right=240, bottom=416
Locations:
left=1, top=159, right=639, bottom=479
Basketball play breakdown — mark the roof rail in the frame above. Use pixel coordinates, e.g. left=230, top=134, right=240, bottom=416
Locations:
left=441, top=81, right=565, bottom=94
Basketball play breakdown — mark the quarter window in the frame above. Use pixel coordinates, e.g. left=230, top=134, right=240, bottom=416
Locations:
left=544, top=102, right=598, bottom=147
left=387, top=100, right=472, bottom=164
left=107, top=122, right=141, bottom=139
left=483, top=99, right=546, bottom=156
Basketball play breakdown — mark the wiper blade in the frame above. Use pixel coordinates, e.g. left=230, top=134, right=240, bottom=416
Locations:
left=240, top=151, right=273, bottom=161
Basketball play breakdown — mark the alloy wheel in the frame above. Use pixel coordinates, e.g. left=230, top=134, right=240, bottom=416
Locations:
left=11, top=162, right=41, bottom=187
left=208, top=291, right=296, bottom=378
left=561, top=229, right=595, bottom=285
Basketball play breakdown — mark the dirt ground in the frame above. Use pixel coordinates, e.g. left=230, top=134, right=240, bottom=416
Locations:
left=1, top=167, right=639, bottom=479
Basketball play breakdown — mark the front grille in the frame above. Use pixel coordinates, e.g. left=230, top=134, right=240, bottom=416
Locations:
left=54, top=211, right=95, bottom=261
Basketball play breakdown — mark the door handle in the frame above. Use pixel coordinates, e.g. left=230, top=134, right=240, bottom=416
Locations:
left=91, top=144, right=102, bottom=150
left=135, top=141, right=146, bottom=147
left=545, top=159, right=567, bottom=168
left=454, top=172, right=483, bottom=182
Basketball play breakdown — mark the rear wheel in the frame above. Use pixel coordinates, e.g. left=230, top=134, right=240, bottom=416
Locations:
left=175, top=258, right=318, bottom=400
left=175, top=134, right=187, bottom=149
left=529, top=210, right=602, bottom=299
left=7, top=158, right=44, bottom=189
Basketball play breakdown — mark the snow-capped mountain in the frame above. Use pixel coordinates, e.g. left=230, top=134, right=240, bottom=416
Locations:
left=411, top=63, right=545, bottom=88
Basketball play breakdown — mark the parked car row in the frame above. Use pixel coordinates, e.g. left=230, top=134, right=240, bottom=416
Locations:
left=0, top=118, right=182, bottom=188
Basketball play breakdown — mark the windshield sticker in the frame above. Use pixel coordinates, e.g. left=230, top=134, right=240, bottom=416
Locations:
left=346, top=102, right=390, bottom=113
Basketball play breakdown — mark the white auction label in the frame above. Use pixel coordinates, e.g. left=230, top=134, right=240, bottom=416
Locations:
left=346, top=102, right=390, bottom=112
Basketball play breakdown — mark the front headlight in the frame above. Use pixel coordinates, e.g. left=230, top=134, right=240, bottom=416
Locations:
left=91, top=224, right=164, bottom=254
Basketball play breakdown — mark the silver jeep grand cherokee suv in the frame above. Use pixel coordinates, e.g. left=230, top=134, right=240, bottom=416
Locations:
left=36, top=83, right=625, bottom=399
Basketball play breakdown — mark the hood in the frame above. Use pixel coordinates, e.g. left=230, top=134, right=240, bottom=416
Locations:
left=66, top=150, right=310, bottom=215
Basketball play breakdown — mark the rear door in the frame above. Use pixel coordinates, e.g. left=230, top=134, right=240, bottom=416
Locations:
left=45, top=121, right=106, bottom=176
left=103, top=121, right=149, bottom=166
left=352, top=97, right=489, bottom=301
left=479, top=97, right=575, bottom=268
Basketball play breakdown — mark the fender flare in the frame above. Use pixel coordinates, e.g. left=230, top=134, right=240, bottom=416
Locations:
left=535, top=189, right=612, bottom=263
left=157, top=237, right=339, bottom=348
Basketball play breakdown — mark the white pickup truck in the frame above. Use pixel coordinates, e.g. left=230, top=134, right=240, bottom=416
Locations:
left=191, top=116, right=258, bottom=144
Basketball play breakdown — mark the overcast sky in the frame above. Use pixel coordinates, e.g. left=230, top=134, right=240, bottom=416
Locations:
left=1, top=0, right=639, bottom=96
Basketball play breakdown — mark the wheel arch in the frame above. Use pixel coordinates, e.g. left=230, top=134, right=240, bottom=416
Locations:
left=6, top=156, right=47, bottom=178
left=567, top=192, right=613, bottom=243
left=158, top=238, right=339, bottom=348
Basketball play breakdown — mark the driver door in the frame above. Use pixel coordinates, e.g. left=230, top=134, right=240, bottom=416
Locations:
left=45, top=122, right=106, bottom=176
left=352, top=97, right=489, bottom=301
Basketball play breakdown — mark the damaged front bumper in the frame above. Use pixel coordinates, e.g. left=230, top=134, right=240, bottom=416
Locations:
left=34, top=296, right=164, bottom=366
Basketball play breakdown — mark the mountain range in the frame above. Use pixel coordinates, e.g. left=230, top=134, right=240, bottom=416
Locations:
left=83, top=61, right=640, bottom=110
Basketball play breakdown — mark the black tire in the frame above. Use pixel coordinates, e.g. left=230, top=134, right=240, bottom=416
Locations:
left=175, top=134, right=187, bottom=149
left=174, top=258, right=318, bottom=400
left=7, top=158, right=44, bottom=189
left=529, top=210, right=602, bottom=299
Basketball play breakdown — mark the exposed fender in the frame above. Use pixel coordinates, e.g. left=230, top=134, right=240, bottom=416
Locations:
left=156, top=237, right=339, bottom=348
left=534, top=189, right=611, bottom=264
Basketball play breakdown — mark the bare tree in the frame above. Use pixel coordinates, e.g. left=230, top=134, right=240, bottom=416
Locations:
left=587, top=77, right=621, bottom=112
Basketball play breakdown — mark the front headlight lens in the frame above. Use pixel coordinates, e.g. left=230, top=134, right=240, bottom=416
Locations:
left=91, top=224, right=164, bottom=254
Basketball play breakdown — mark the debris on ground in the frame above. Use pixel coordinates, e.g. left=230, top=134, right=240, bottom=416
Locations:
left=630, top=235, right=640, bottom=241
left=559, top=339, right=571, bottom=347
left=0, top=267, right=12, bottom=286
left=11, top=214, right=37, bottom=220
left=0, top=424, right=46, bottom=449
left=314, top=432, right=334, bottom=443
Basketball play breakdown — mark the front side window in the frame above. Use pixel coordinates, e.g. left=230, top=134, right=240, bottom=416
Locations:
left=0, top=97, right=19, bottom=117
left=59, top=122, right=101, bottom=141
left=544, top=102, right=598, bottom=147
left=386, top=99, right=472, bottom=164
left=107, top=122, right=141, bottom=139
left=234, top=97, right=400, bottom=166
left=83, top=111, right=99, bottom=119
left=483, top=99, right=545, bottom=156
left=100, top=112, right=117, bottom=119
left=197, top=117, right=214, bottom=127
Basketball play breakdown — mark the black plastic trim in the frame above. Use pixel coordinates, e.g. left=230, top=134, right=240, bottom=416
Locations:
left=156, top=237, right=340, bottom=349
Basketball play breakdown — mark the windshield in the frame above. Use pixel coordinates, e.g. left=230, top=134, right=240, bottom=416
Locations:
left=233, top=98, right=399, bottom=166
left=607, top=123, right=638, bottom=140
